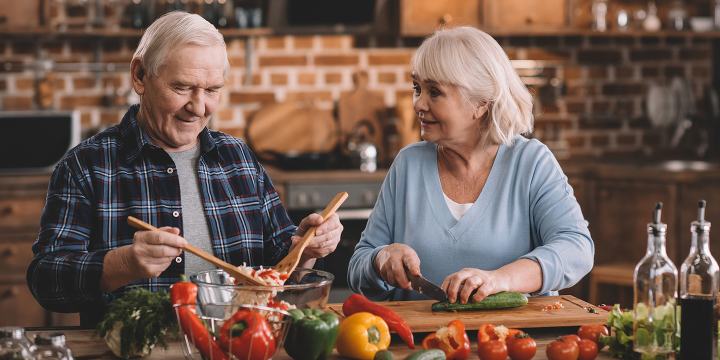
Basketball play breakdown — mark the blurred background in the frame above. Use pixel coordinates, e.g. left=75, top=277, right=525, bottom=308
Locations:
left=1, top=0, right=720, bottom=327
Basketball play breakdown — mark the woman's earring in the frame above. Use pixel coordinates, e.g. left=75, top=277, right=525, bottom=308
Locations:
left=418, top=111, right=424, bottom=119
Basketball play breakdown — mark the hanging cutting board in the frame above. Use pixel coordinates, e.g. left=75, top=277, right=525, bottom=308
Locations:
left=338, top=71, right=386, bottom=156
left=246, top=101, right=337, bottom=154
left=328, top=295, right=607, bottom=332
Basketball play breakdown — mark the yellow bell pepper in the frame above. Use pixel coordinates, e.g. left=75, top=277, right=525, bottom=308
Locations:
left=336, top=312, right=391, bottom=360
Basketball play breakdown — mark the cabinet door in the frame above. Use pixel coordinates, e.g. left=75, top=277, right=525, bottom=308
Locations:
left=484, top=0, right=567, bottom=30
left=0, top=234, right=36, bottom=278
left=0, top=283, right=46, bottom=327
left=0, top=197, right=45, bottom=231
left=591, top=180, right=678, bottom=265
left=678, top=184, right=720, bottom=264
left=400, top=0, right=482, bottom=36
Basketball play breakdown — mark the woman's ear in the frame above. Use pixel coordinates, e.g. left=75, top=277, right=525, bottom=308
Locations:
left=130, top=58, right=146, bottom=96
left=473, top=103, right=489, bottom=120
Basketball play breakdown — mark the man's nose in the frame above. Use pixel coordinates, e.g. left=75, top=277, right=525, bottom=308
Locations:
left=185, top=90, right=205, bottom=117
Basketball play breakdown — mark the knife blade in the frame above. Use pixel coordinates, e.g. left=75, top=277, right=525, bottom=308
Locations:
left=407, top=273, right=448, bottom=302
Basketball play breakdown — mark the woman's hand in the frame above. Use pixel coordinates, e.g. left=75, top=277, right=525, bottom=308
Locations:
left=441, top=268, right=509, bottom=304
left=373, top=244, right=421, bottom=289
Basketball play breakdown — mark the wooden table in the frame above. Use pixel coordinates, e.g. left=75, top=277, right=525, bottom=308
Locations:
left=28, top=328, right=616, bottom=359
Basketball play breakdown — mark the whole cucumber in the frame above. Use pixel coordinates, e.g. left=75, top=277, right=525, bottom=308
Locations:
left=405, top=349, right=446, bottom=360
left=431, top=291, right=528, bottom=312
left=374, top=350, right=394, bottom=360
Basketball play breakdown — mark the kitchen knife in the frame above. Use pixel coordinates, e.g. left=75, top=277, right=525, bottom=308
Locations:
left=407, top=273, right=448, bottom=302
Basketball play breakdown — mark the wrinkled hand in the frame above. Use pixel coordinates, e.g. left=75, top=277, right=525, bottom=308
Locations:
left=128, top=226, right=187, bottom=278
left=441, top=268, right=509, bottom=304
left=292, top=213, right=343, bottom=260
left=373, top=244, right=421, bottom=289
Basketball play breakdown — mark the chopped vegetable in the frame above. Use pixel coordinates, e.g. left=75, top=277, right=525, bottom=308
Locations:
left=599, top=304, right=678, bottom=360
left=421, top=320, right=471, bottom=360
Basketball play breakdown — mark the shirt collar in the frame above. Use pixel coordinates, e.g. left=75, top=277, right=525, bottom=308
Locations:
left=120, top=104, right=218, bottom=163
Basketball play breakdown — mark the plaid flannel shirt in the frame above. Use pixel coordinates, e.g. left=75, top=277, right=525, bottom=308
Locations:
left=27, top=104, right=295, bottom=326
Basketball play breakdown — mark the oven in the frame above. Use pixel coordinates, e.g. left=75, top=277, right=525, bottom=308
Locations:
left=283, top=180, right=382, bottom=303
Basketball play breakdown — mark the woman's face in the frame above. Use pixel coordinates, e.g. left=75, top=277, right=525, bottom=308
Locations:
left=411, top=73, right=484, bottom=147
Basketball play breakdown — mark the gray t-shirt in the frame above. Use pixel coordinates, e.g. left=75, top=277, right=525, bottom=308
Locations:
left=167, top=145, right=215, bottom=276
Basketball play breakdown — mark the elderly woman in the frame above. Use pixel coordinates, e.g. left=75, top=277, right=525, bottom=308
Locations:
left=348, top=27, right=593, bottom=304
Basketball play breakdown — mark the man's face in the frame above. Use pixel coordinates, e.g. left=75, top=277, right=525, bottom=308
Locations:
left=135, top=44, right=226, bottom=152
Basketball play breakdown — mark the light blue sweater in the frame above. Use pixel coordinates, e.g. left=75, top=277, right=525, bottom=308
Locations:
left=348, top=136, right=594, bottom=300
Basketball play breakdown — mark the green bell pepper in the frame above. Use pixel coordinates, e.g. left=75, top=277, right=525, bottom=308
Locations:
left=284, top=308, right=340, bottom=360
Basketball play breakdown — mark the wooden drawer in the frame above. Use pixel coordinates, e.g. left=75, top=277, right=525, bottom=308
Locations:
left=0, top=237, right=35, bottom=275
left=0, top=197, right=45, bottom=231
left=0, top=283, right=46, bottom=327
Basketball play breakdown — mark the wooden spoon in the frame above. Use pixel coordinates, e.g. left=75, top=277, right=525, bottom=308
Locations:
left=274, top=192, right=349, bottom=274
left=127, top=216, right=266, bottom=286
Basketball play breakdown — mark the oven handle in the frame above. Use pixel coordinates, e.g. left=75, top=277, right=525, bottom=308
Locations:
left=335, top=208, right=373, bottom=220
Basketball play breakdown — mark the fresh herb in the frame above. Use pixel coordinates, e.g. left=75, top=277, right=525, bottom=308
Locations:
left=599, top=304, right=678, bottom=360
left=96, top=288, right=176, bottom=359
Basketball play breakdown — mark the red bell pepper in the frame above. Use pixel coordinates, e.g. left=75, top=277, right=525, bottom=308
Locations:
left=342, top=293, right=415, bottom=349
left=218, top=309, right=276, bottom=360
left=422, top=319, right=471, bottom=360
left=171, top=277, right=228, bottom=360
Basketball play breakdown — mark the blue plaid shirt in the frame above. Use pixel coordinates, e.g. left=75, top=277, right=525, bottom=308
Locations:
left=27, top=105, right=295, bottom=326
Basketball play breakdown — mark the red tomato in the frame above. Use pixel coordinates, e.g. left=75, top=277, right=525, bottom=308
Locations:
left=560, top=335, right=581, bottom=344
left=507, top=333, right=536, bottom=360
left=546, top=338, right=579, bottom=360
left=577, top=324, right=609, bottom=344
left=578, top=339, right=598, bottom=360
left=478, top=339, right=508, bottom=360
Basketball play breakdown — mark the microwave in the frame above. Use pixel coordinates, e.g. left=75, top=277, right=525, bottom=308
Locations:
left=0, top=111, right=80, bottom=172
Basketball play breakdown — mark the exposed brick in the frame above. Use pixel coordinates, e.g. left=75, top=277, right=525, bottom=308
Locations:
left=320, top=36, right=350, bottom=49
left=0, top=61, right=23, bottom=73
left=616, top=100, right=635, bottom=116
left=2, top=95, right=33, bottom=109
left=297, top=73, right=316, bottom=85
left=534, top=36, right=561, bottom=47
left=324, top=72, right=343, bottom=84
left=258, top=55, right=307, bottom=67
left=264, top=36, right=287, bottom=50
left=102, top=53, right=132, bottom=63
left=214, top=107, right=235, bottom=123
left=101, top=38, right=124, bottom=53
left=286, top=91, right=333, bottom=102
left=577, top=49, right=622, bottom=64
left=617, top=134, right=637, bottom=146
left=101, top=75, right=123, bottom=88
left=80, top=112, right=92, bottom=128
left=227, top=39, right=246, bottom=52
left=629, top=49, right=672, bottom=62
left=229, top=91, right=275, bottom=104
left=580, top=115, right=622, bottom=129
left=591, top=100, right=611, bottom=114
left=73, top=77, right=96, bottom=90
left=525, top=48, right=571, bottom=61
left=43, top=40, right=65, bottom=55
left=504, top=48, right=518, bottom=59
left=628, top=116, right=652, bottom=129
left=0, top=78, right=6, bottom=91
left=566, top=84, right=598, bottom=97
left=587, top=66, right=607, bottom=79
left=590, top=133, right=610, bottom=146
left=377, top=72, right=396, bottom=84
left=239, top=74, right=262, bottom=86
left=601, top=83, right=645, bottom=96
left=100, top=111, right=122, bottom=125
left=508, top=36, right=532, bottom=47
left=691, top=66, right=711, bottom=77
left=565, top=100, right=587, bottom=114
left=641, top=132, right=662, bottom=146
left=11, top=41, right=35, bottom=55
left=15, top=77, right=34, bottom=91
left=664, top=65, right=685, bottom=77
left=228, top=56, right=246, bottom=67
left=563, top=66, right=583, bottom=80
left=403, top=71, right=412, bottom=83
left=679, top=48, right=710, bottom=60
left=314, top=54, right=359, bottom=66
left=368, top=52, right=412, bottom=66
left=641, top=66, right=661, bottom=78
left=615, top=66, right=635, bottom=79
left=69, top=38, right=98, bottom=54
left=60, top=95, right=104, bottom=109
left=270, top=73, right=288, bottom=85
left=293, top=36, right=315, bottom=50
left=565, top=134, right=586, bottom=149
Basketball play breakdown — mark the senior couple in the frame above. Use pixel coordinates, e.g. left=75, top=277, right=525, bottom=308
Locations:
left=28, top=12, right=593, bottom=326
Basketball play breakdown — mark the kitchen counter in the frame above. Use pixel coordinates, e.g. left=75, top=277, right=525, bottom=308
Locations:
left=26, top=327, right=616, bottom=359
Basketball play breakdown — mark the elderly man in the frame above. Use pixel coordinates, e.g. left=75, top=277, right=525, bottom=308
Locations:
left=27, top=11, right=343, bottom=327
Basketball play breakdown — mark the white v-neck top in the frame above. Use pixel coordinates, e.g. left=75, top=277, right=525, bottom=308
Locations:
left=443, top=193, right=474, bottom=220
left=348, top=136, right=594, bottom=301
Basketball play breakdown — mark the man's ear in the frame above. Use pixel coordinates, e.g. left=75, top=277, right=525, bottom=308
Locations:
left=130, top=58, right=146, bottom=96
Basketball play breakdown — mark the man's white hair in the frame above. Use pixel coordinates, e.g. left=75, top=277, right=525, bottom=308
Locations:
left=132, top=11, right=229, bottom=77
left=412, top=26, right=534, bottom=146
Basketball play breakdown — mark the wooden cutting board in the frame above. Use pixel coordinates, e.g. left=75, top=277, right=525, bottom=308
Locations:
left=328, top=295, right=607, bottom=332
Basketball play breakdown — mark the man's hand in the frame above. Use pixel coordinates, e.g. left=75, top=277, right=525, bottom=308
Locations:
left=373, top=244, right=421, bottom=289
left=101, top=226, right=187, bottom=292
left=291, top=213, right=343, bottom=260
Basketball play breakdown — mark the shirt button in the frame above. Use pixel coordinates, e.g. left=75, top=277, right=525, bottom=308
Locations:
left=172, top=211, right=180, bottom=218
left=175, top=256, right=183, bottom=263
left=167, top=167, right=174, bottom=174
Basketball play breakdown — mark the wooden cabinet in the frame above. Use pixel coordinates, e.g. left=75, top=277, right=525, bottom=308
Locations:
left=484, top=0, right=568, bottom=30
left=0, top=174, right=79, bottom=327
left=400, top=0, right=482, bottom=36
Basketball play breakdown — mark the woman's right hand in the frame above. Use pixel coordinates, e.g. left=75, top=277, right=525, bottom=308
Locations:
left=373, top=244, right=421, bottom=289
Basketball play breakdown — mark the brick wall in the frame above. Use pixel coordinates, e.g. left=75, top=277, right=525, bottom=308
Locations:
left=0, top=33, right=713, bottom=159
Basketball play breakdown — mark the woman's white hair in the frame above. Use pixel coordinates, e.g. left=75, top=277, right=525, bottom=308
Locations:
left=412, top=26, right=533, bottom=146
left=132, top=11, right=229, bottom=77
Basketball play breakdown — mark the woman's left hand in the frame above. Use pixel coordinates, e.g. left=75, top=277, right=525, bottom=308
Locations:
left=441, top=268, right=509, bottom=304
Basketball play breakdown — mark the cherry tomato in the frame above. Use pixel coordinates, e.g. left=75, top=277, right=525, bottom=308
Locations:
left=578, top=339, right=598, bottom=360
left=478, top=339, right=508, bottom=360
left=560, top=334, right=581, bottom=344
left=577, top=324, right=609, bottom=344
left=546, top=338, right=579, bottom=360
left=507, top=332, right=536, bottom=360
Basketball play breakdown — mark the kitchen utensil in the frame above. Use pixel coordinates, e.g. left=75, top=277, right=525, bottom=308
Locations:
left=647, top=83, right=676, bottom=127
left=338, top=71, right=386, bottom=160
left=328, top=295, right=607, bottom=332
left=127, top=216, right=265, bottom=286
left=274, top=192, right=349, bottom=274
left=407, top=273, right=448, bottom=302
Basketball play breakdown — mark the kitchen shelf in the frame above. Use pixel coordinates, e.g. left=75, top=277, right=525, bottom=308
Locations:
left=483, top=28, right=720, bottom=38
left=0, top=27, right=272, bottom=38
